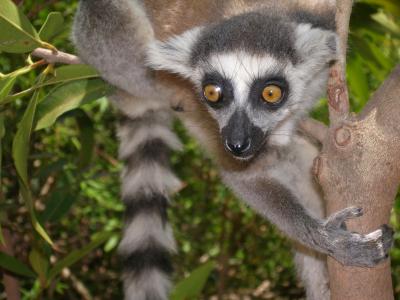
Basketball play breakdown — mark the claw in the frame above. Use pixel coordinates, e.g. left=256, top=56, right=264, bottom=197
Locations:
left=327, top=222, right=394, bottom=267
left=365, top=228, right=383, bottom=241
left=325, top=206, right=363, bottom=229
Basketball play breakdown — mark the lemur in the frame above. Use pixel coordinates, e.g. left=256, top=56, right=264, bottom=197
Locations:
left=72, top=1, right=393, bottom=299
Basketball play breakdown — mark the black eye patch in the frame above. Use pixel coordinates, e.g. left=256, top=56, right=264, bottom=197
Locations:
left=249, top=76, right=289, bottom=110
left=200, top=72, right=234, bottom=109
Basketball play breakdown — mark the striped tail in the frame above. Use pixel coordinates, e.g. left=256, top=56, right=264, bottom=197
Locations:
left=115, top=91, right=182, bottom=300
left=72, top=1, right=183, bottom=298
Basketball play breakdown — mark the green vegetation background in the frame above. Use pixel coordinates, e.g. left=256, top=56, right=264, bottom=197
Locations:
left=0, top=0, right=399, bottom=299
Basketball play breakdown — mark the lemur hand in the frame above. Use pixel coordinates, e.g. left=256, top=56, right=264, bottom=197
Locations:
left=322, top=206, right=393, bottom=267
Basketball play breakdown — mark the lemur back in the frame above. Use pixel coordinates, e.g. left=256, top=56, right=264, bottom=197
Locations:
left=73, top=1, right=393, bottom=300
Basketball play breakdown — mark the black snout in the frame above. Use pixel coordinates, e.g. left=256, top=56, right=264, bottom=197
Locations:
left=221, top=110, right=264, bottom=159
left=226, top=139, right=251, bottom=156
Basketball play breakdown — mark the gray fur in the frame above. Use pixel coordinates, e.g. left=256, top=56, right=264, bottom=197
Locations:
left=190, top=12, right=298, bottom=66
left=72, top=1, right=393, bottom=300
left=73, top=1, right=181, bottom=300
left=289, top=9, right=336, bottom=31
left=221, top=141, right=392, bottom=268
left=73, top=0, right=159, bottom=97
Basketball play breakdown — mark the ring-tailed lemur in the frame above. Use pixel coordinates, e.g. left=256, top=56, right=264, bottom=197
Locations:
left=72, top=1, right=393, bottom=299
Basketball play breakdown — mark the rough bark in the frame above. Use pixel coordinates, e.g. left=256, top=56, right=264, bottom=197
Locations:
left=311, top=1, right=400, bottom=298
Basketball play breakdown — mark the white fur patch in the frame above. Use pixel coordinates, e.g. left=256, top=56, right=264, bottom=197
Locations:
left=118, top=125, right=182, bottom=160
left=122, top=163, right=182, bottom=197
left=206, top=52, right=282, bottom=106
left=294, top=23, right=338, bottom=69
left=269, top=119, right=296, bottom=147
left=199, top=52, right=288, bottom=129
left=110, top=91, right=171, bottom=120
left=365, top=229, right=383, bottom=241
left=294, top=251, right=330, bottom=300
left=118, top=213, right=176, bottom=255
left=124, top=269, right=171, bottom=300
left=146, top=27, right=204, bottom=78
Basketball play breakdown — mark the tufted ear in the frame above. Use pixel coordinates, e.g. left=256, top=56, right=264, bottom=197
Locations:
left=146, top=27, right=203, bottom=79
left=294, top=23, right=338, bottom=67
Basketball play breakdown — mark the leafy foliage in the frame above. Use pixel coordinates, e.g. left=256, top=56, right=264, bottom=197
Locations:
left=0, top=0, right=399, bottom=299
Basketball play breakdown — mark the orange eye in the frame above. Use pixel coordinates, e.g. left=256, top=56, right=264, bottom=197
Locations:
left=203, top=84, right=222, bottom=102
left=262, top=85, right=282, bottom=104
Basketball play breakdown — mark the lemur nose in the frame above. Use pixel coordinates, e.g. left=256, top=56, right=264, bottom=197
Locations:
left=226, top=139, right=251, bottom=156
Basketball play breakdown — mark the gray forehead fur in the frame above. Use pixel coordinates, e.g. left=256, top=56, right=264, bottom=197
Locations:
left=289, top=9, right=336, bottom=31
left=190, top=12, right=298, bottom=66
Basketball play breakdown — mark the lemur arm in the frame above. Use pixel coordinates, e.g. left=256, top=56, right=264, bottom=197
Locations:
left=72, top=0, right=156, bottom=97
left=234, top=178, right=392, bottom=267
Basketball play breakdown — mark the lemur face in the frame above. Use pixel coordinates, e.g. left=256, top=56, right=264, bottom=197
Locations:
left=147, top=12, right=337, bottom=159
left=195, top=52, right=295, bottom=159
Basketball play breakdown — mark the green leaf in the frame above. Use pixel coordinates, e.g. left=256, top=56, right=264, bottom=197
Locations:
left=43, top=65, right=99, bottom=87
left=35, top=79, right=113, bottom=130
left=12, top=78, right=53, bottom=245
left=0, top=113, right=4, bottom=181
left=76, top=110, right=95, bottom=168
left=366, top=40, right=393, bottom=70
left=39, top=12, right=64, bottom=41
left=0, top=226, right=4, bottom=246
left=0, top=0, right=42, bottom=53
left=347, top=54, right=370, bottom=110
left=0, top=76, right=16, bottom=101
left=0, top=115, right=4, bottom=245
left=36, top=159, right=66, bottom=181
left=39, top=188, right=76, bottom=223
left=1, top=65, right=99, bottom=105
left=104, top=234, right=120, bottom=252
left=350, top=35, right=391, bottom=81
left=0, top=252, right=36, bottom=278
left=48, top=232, right=112, bottom=281
left=29, top=249, right=49, bottom=283
left=12, top=82, right=40, bottom=187
left=359, top=0, right=400, bottom=17
left=20, top=176, right=53, bottom=246
left=170, top=261, right=215, bottom=300
left=371, top=11, right=400, bottom=37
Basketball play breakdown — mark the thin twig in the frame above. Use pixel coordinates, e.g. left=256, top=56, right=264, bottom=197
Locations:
left=31, top=48, right=82, bottom=65
left=327, top=0, right=353, bottom=124
left=299, top=118, right=328, bottom=144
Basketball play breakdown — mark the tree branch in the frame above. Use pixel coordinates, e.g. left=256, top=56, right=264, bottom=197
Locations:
left=360, top=64, right=400, bottom=125
left=299, top=118, right=328, bottom=144
left=327, top=0, right=353, bottom=125
left=317, top=1, right=398, bottom=299
left=31, top=48, right=82, bottom=65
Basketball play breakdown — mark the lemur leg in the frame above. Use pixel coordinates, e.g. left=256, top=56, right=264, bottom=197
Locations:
left=293, top=184, right=330, bottom=300
left=294, top=247, right=330, bottom=300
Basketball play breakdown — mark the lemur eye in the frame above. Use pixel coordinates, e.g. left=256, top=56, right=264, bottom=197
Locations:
left=261, top=85, right=282, bottom=104
left=203, top=84, right=222, bottom=102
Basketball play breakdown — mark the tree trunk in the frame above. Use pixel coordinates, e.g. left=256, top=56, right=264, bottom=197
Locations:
left=312, top=1, right=400, bottom=298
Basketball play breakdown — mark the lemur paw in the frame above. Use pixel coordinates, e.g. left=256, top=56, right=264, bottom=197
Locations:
left=323, top=207, right=394, bottom=267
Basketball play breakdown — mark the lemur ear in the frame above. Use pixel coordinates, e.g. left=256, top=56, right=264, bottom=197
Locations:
left=146, top=27, right=203, bottom=79
left=294, top=23, right=338, bottom=66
